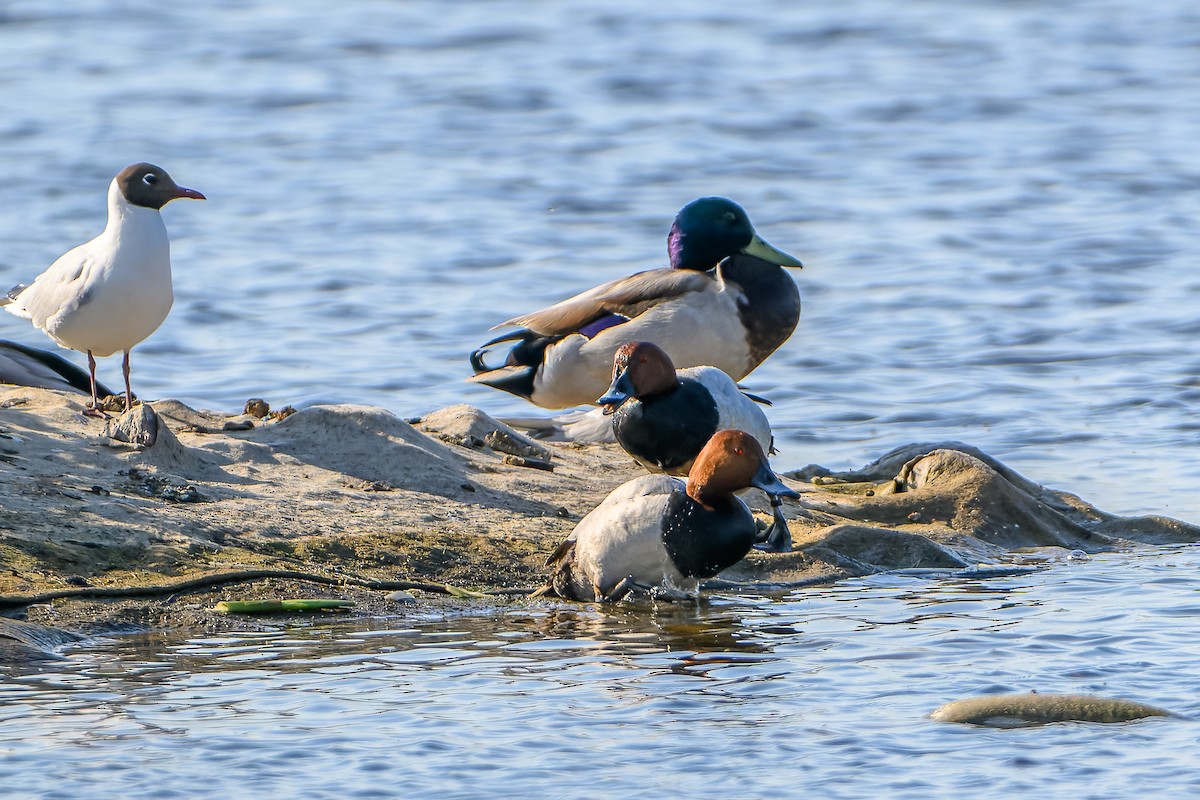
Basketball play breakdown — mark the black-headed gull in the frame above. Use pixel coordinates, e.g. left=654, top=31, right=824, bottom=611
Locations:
left=2, top=163, right=204, bottom=415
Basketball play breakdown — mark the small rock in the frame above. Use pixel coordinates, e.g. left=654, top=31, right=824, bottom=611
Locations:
left=222, top=419, right=255, bottom=432
left=385, top=590, right=417, bottom=604
left=484, top=429, right=552, bottom=460
left=100, top=394, right=131, bottom=413
left=160, top=484, right=203, bottom=503
left=931, top=693, right=1171, bottom=726
left=63, top=575, right=90, bottom=587
left=907, top=511, right=922, bottom=522
left=244, top=398, right=270, bottom=418
left=88, top=485, right=109, bottom=496
left=460, top=482, right=476, bottom=493
left=421, top=405, right=552, bottom=459
left=104, top=404, right=160, bottom=448
left=502, top=454, right=555, bottom=471
left=267, top=405, right=297, bottom=421
left=1067, top=550, right=1090, bottom=562
left=130, top=473, right=205, bottom=503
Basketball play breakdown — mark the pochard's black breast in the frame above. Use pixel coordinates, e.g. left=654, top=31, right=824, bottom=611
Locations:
left=611, top=378, right=719, bottom=472
left=661, top=493, right=757, bottom=578
left=720, top=254, right=801, bottom=366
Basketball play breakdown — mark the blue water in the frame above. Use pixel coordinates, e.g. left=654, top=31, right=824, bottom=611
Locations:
left=2, top=547, right=1198, bottom=799
left=2, top=2, right=1200, bottom=796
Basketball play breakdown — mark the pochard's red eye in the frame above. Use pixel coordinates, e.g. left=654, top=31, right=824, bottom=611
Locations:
left=640, top=355, right=648, bottom=363
left=734, top=447, right=744, bottom=456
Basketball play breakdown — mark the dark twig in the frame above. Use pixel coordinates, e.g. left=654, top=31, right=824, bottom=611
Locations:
left=0, top=568, right=536, bottom=609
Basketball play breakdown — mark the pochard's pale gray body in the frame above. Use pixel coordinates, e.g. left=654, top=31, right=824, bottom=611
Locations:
left=561, top=474, right=695, bottom=598
left=665, top=366, right=772, bottom=469
left=541, top=430, right=799, bottom=602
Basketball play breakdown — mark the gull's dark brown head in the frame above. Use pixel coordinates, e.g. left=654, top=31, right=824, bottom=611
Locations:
left=116, top=163, right=206, bottom=209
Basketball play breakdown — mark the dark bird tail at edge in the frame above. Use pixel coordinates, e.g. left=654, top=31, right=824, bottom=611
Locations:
left=0, top=339, right=115, bottom=397
left=468, top=328, right=559, bottom=401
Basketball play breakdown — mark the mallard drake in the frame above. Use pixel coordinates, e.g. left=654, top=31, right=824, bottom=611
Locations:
left=469, top=196, right=802, bottom=409
left=1, top=163, right=205, bottom=415
left=598, top=340, right=793, bottom=552
left=536, top=429, right=798, bottom=602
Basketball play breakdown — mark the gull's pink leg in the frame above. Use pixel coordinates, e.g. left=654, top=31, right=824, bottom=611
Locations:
left=123, top=350, right=134, bottom=411
left=81, top=350, right=106, bottom=418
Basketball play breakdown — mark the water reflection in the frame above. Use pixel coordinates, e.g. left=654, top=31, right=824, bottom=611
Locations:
left=3, top=547, right=1199, bottom=797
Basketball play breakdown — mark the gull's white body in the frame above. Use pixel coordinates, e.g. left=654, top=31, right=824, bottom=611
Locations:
left=5, top=179, right=174, bottom=358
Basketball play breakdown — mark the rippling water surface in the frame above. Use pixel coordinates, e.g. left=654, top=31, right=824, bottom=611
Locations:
left=3, top=547, right=1198, bottom=799
left=2, top=3, right=1199, bottom=794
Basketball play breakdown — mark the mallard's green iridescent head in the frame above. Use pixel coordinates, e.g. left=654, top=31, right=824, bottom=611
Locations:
left=667, top=197, right=803, bottom=271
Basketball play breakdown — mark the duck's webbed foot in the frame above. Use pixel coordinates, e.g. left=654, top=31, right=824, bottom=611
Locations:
left=602, top=576, right=652, bottom=603
left=753, top=495, right=793, bottom=553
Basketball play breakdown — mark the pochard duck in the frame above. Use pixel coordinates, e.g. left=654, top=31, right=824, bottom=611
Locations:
left=538, top=429, right=799, bottom=602
left=598, top=340, right=793, bottom=553
left=469, top=196, right=802, bottom=409
left=2, top=163, right=205, bottom=415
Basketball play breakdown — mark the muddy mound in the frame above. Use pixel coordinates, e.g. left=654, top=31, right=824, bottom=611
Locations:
left=246, top=404, right=468, bottom=496
left=768, top=443, right=1200, bottom=576
left=3, top=393, right=1199, bottom=617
